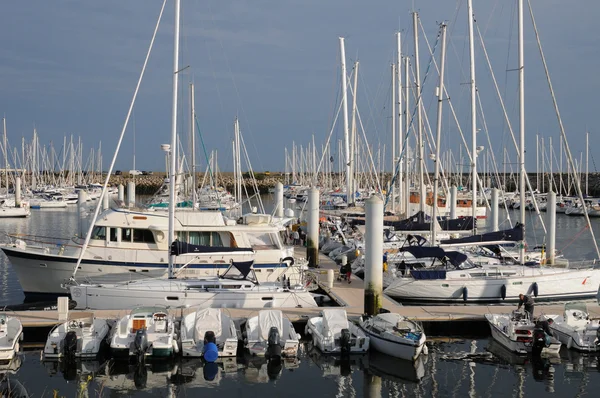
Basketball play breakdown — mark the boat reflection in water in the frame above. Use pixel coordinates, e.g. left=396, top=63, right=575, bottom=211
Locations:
left=0, top=355, right=27, bottom=398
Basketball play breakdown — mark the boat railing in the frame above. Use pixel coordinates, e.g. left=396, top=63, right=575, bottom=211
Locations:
left=4, top=233, right=80, bottom=250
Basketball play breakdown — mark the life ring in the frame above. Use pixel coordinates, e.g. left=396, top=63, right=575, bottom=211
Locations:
left=281, top=257, right=295, bottom=266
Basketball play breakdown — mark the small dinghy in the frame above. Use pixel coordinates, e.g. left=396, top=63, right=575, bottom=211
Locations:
left=358, top=312, right=427, bottom=361
left=0, top=313, right=23, bottom=361
left=485, top=311, right=561, bottom=356
left=110, top=306, right=178, bottom=360
left=305, top=309, right=369, bottom=355
left=244, top=310, right=300, bottom=358
left=180, top=308, right=238, bottom=360
left=545, top=302, right=600, bottom=352
left=43, top=313, right=112, bottom=360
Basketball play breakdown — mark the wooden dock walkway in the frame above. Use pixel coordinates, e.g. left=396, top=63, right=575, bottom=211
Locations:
left=8, top=248, right=600, bottom=328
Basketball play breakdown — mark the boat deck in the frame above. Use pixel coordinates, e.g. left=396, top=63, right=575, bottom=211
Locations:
left=8, top=248, right=600, bottom=327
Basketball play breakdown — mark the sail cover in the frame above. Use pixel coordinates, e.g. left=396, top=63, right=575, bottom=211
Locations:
left=351, top=211, right=475, bottom=231
left=399, top=246, right=467, bottom=266
left=440, top=223, right=524, bottom=245
left=170, top=240, right=253, bottom=256
left=258, top=310, right=283, bottom=341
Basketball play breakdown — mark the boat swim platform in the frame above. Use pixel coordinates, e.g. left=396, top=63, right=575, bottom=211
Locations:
left=8, top=249, right=600, bottom=329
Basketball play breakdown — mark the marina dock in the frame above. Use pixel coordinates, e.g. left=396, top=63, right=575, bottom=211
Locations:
left=9, top=249, right=600, bottom=330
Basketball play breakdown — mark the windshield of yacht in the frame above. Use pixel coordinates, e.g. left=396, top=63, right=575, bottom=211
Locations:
left=564, top=302, right=588, bottom=314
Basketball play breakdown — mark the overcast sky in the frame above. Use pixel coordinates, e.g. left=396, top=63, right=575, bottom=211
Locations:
left=0, top=0, right=598, bottom=175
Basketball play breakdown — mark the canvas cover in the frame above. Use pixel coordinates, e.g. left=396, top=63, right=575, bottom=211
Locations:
left=322, top=309, right=349, bottom=337
left=195, top=308, right=223, bottom=340
left=258, top=310, right=283, bottom=341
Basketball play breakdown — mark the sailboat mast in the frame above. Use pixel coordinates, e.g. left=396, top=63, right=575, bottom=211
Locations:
left=518, top=0, right=526, bottom=264
left=396, top=32, right=403, bottom=214
left=432, top=23, right=447, bottom=245
left=467, top=0, right=478, bottom=230
left=339, top=37, right=352, bottom=203
left=168, top=0, right=181, bottom=279
left=190, top=83, right=197, bottom=206
left=391, top=62, right=396, bottom=212
left=412, top=12, right=426, bottom=213
left=3, top=118, right=8, bottom=192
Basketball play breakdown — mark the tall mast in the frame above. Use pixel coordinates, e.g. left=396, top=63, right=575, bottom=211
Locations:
left=339, top=37, right=352, bottom=203
left=518, top=0, right=526, bottom=264
left=391, top=62, right=396, bottom=212
left=586, top=131, right=589, bottom=196
left=190, top=83, right=197, bottom=206
left=404, top=56, right=411, bottom=214
left=167, top=0, right=181, bottom=279
left=467, top=0, right=478, bottom=230
left=412, top=12, right=425, bottom=213
left=350, top=61, right=359, bottom=197
left=431, top=23, right=447, bottom=245
left=2, top=118, right=7, bottom=192
left=396, top=32, right=403, bottom=214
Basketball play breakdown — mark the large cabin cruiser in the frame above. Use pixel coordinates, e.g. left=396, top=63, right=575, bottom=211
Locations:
left=1, top=206, right=298, bottom=295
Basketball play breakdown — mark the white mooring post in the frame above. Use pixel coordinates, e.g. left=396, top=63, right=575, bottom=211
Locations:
left=547, top=191, right=556, bottom=265
left=15, top=176, right=21, bottom=206
left=364, top=196, right=383, bottom=315
left=102, top=191, right=110, bottom=211
left=450, top=185, right=457, bottom=220
left=127, top=181, right=136, bottom=207
left=77, top=190, right=86, bottom=236
left=274, top=182, right=284, bottom=218
left=118, top=184, right=124, bottom=203
left=491, top=188, right=499, bottom=232
left=57, top=296, right=69, bottom=322
left=307, top=188, right=320, bottom=268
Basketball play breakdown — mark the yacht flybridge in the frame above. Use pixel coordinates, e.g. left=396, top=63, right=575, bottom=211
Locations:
left=1, top=207, right=299, bottom=295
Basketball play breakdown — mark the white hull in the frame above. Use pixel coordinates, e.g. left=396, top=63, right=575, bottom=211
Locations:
left=0, top=206, right=30, bottom=218
left=367, top=331, right=424, bottom=361
left=71, top=280, right=317, bottom=310
left=2, top=246, right=298, bottom=295
left=385, top=267, right=600, bottom=303
left=488, top=320, right=530, bottom=355
left=0, top=315, right=23, bottom=361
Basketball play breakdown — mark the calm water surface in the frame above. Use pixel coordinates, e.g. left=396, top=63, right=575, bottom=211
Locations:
left=1, top=199, right=600, bottom=396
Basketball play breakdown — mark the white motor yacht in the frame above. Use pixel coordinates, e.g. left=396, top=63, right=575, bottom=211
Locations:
left=244, top=310, right=300, bottom=358
left=545, top=302, right=600, bottom=352
left=486, top=311, right=561, bottom=355
left=180, top=308, right=238, bottom=359
left=305, top=309, right=369, bottom=355
left=0, top=314, right=23, bottom=361
left=42, top=313, right=112, bottom=360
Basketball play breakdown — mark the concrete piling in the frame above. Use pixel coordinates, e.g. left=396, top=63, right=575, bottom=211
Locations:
left=77, top=190, right=86, bottom=236
left=491, top=188, right=499, bottom=232
left=127, top=182, right=136, bottom=207
left=307, top=188, right=320, bottom=268
left=118, top=184, right=124, bottom=203
left=15, top=176, right=21, bottom=206
left=274, top=182, right=284, bottom=218
left=547, top=191, right=556, bottom=265
left=364, top=196, right=383, bottom=316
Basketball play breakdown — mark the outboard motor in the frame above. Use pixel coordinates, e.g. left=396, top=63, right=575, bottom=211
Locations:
left=133, top=328, right=149, bottom=363
left=63, top=330, right=78, bottom=361
left=340, top=328, right=351, bottom=356
left=532, top=328, right=546, bottom=357
left=203, top=331, right=219, bottom=363
left=266, top=326, right=282, bottom=359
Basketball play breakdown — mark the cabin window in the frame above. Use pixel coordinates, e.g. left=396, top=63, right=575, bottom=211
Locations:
left=122, top=228, right=132, bottom=242
left=246, top=232, right=278, bottom=250
left=181, top=231, right=223, bottom=247
left=133, top=229, right=155, bottom=243
left=109, top=228, right=118, bottom=242
left=91, top=226, right=106, bottom=240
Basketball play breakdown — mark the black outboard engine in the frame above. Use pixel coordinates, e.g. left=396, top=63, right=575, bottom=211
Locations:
left=532, top=328, right=546, bottom=357
left=266, top=326, right=282, bottom=359
left=63, top=330, right=78, bottom=361
left=134, top=328, right=149, bottom=363
left=204, top=330, right=216, bottom=345
left=340, top=328, right=351, bottom=356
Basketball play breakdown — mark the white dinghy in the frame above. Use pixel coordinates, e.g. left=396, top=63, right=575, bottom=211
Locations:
left=545, top=302, right=600, bottom=352
left=43, top=313, right=112, bottom=360
left=357, top=312, right=427, bottom=361
left=305, top=309, right=369, bottom=355
left=180, top=308, right=238, bottom=360
left=486, top=311, right=561, bottom=356
left=0, top=314, right=23, bottom=361
left=244, top=310, right=300, bottom=359
left=110, top=306, right=178, bottom=360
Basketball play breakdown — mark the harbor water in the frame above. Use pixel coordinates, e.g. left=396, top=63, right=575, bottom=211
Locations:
left=1, top=198, right=600, bottom=396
